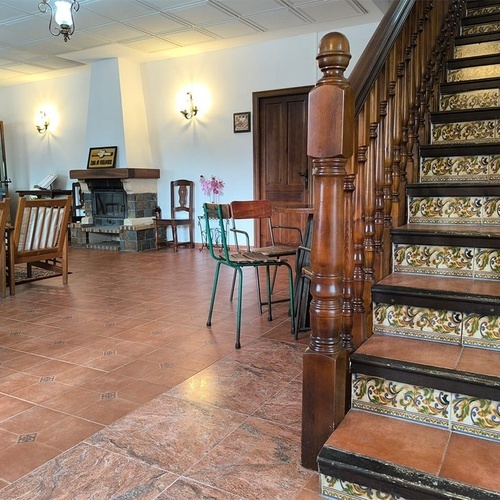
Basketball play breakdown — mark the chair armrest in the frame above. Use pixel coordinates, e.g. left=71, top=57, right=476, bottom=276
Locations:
left=272, top=225, right=303, bottom=243
left=230, top=227, right=251, bottom=251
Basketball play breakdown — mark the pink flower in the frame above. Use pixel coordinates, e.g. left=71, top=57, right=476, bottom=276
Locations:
left=200, top=175, right=224, bottom=197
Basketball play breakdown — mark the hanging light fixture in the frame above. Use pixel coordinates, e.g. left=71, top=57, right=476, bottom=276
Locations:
left=38, top=0, right=80, bottom=42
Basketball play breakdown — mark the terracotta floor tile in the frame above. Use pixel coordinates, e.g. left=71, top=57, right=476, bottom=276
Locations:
left=441, top=433, right=500, bottom=493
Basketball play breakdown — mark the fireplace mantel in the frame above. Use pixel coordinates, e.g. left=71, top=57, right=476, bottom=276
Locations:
left=69, top=168, right=160, bottom=180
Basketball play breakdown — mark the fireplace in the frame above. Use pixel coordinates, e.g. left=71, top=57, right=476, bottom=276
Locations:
left=69, top=168, right=160, bottom=251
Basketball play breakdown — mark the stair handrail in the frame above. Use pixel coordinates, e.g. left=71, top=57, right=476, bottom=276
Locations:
left=301, top=0, right=466, bottom=469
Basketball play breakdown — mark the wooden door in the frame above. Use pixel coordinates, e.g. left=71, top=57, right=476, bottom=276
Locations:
left=253, top=86, right=312, bottom=246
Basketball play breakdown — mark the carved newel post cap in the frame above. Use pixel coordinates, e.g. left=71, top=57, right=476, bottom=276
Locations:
left=317, top=32, right=351, bottom=81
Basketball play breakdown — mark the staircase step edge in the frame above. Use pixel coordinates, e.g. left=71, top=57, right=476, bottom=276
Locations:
left=319, top=411, right=500, bottom=500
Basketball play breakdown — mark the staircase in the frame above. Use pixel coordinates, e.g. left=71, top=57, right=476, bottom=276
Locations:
left=318, top=1, right=500, bottom=498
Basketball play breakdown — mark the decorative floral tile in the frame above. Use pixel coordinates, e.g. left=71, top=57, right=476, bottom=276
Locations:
left=431, top=120, right=498, bottom=143
left=420, top=155, right=491, bottom=182
left=451, top=394, right=500, bottom=441
left=462, top=22, right=500, bottom=35
left=393, top=244, right=474, bottom=277
left=448, top=64, right=500, bottom=82
left=321, top=475, right=402, bottom=500
left=373, top=303, right=462, bottom=344
left=473, top=248, right=500, bottom=280
left=352, top=374, right=450, bottom=428
left=440, top=89, right=499, bottom=111
left=463, top=314, right=500, bottom=350
left=483, top=197, right=500, bottom=223
left=408, top=196, right=483, bottom=224
left=468, top=6, right=500, bottom=16
left=455, top=41, right=500, bottom=59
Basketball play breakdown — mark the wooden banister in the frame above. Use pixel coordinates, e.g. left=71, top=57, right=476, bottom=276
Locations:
left=301, top=0, right=465, bottom=469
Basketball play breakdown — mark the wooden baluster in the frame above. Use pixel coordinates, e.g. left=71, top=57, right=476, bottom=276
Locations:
left=342, top=169, right=356, bottom=353
left=352, top=140, right=368, bottom=348
left=374, top=98, right=386, bottom=282
left=301, top=31, right=353, bottom=470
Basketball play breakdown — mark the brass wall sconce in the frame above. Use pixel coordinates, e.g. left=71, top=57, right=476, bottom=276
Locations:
left=38, top=0, right=80, bottom=42
left=35, top=109, right=50, bottom=134
left=180, top=92, right=198, bottom=120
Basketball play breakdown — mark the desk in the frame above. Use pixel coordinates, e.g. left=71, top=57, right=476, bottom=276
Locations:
left=17, top=189, right=72, bottom=198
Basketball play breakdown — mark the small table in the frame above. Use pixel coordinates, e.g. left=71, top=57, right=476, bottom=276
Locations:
left=17, top=189, right=72, bottom=198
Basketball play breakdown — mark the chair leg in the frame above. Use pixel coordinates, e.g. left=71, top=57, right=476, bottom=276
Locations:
left=265, top=265, right=272, bottom=321
left=172, top=226, right=179, bottom=252
left=0, top=246, right=5, bottom=298
left=154, top=222, right=160, bottom=251
left=230, top=269, right=237, bottom=302
left=286, top=263, right=297, bottom=339
left=207, top=262, right=221, bottom=327
left=255, top=268, right=263, bottom=315
left=235, top=267, right=243, bottom=349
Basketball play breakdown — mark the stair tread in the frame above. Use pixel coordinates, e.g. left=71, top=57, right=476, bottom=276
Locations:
left=377, top=272, right=500, bottom=299
left=320, top=409, right=500, bottom=498
left=393, top=223, right=500, bottom=236
left=354, top=334, right=500, bottom=380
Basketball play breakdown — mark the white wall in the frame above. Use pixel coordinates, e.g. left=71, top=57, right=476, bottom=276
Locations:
left=142, top=22, right=379, bottom=230
left=0, top=22, right=379, bottom=239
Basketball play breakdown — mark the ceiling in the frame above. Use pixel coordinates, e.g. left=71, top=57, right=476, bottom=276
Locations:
left=0, top=0, right=388, bottom=87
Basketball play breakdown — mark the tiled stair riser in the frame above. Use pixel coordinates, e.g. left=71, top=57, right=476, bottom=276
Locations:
left=392, top=244, right=500, bottom=279
left=467, top=6, right=500, bottom=16
left=321, top=476, right=403, bottom=500
left=431, top=119, right=500, bottom=143
left=373, top=303, right=500, bottom=350
left=408, top=195, right=500, bottom=224
left=351, top=374, right=500, bottom=441
left=455, top=41, right=500, bottom=59
left=462, top=21, right=500, bottom=36
left=420, top=154, right=500, bottom=182
left=440, top=89, right=499, bottom=111
left=448, top=64, right=500, bottom=82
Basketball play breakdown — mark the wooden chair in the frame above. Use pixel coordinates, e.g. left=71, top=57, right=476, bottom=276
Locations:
left=204, top=203, right=295, bottom=349
left=0, top=197, right=10, bottom=298
left=229, top=200, right=303, bottom=313
left=8, top=195, right=72, bottom=296
left=154, top=179, right=195, bottom=251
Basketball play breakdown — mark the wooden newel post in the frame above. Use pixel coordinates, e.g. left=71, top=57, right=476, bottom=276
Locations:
left=301, top=32, right=354, bottom=469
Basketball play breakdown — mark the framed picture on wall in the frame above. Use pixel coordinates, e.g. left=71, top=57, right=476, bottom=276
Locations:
left=233, top=112, right=251, bottom=133
left=87, top=146, right=117, bottom=169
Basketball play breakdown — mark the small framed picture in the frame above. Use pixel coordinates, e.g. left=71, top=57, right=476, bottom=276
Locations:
left=87, top=146, right=117, bottom=169
left=233, top=112, right=251, bottom=133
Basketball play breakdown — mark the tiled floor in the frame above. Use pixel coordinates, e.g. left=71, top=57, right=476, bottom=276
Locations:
left=0, top=247, right=321, bottom=498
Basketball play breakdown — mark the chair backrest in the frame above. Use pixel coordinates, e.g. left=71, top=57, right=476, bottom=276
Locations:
left=11, top=196, right=72, bottom=263
left=171, top=179, right=194, bottom=220
left=203, top=203, right=231, bottom=262
left=230, top=200, right=275, bottom=247
left=0, top=197, right=9, bottom=235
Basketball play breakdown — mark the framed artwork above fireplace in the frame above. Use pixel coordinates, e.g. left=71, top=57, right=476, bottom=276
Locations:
left=87, top=146, right=117, bottom=169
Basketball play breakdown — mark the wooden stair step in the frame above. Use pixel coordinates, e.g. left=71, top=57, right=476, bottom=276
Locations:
left=319, top=410, right=500, bottom=500
left=430, top=106, right=500, bottom=123
left=420, top=142, right=500, bottom=157
left=440, top=77, right=500, bottom=95
left=391, top=223, right=500, bottom=247
left=406, top=182, right=500, bottom=196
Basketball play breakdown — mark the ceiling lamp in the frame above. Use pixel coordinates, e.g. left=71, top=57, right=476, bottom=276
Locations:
left=38, top=0, right=80, bottom=42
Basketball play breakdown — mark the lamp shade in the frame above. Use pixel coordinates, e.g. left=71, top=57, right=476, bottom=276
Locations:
left=54, top=1, right=73, bottom=27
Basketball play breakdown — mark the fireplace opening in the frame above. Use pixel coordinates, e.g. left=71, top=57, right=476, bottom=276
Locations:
left=88, top=179, right=126, bottom=227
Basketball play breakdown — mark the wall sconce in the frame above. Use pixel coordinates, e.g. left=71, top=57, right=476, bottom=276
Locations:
left=180, top=92, right=198, bottom=120
left=35, top=109, right=50, bottom=134
left=38, top=0, right=80, bottom=42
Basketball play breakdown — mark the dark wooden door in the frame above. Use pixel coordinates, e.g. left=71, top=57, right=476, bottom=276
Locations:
left=253, top=86, right=312, bottom=246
